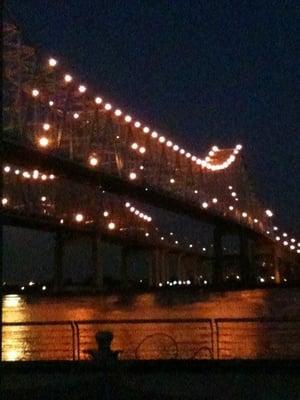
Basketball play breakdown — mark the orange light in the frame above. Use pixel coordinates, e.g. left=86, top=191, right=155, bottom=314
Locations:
left=89, top=156, right=98, bottom=166
left=64, top=74, right=73, bottom=82
left=75, top=213, right=84, bottom=222
left=48, top=58, right=57, bottom=67
left=78, top=85, right=86, bottom=93
left=32, top=89, right=39, bottom=97
left=43, top=123, right=50, bottom=131
left=108, top=222, right=116, bottom=230
left=38, top=137, right=49, bottom=148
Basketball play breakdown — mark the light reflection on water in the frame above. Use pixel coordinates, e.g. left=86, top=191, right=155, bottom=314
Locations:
left=2, top=289, right=300, bottom=361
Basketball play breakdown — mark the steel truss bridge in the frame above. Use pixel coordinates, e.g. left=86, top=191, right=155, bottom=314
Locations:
left=2, top=23, right=299, bottom=290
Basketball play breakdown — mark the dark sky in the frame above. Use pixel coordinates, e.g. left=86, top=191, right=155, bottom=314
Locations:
left=5, top=0, right=299, bottom=233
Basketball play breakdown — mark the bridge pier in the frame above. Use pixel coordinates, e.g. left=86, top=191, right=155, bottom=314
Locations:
left=213, top=227, right=224, bottom=286
left=54, top=232, right=64, bottom=292
left=91, top=236, right=104, bottom=291
left=239, top=232, right=253, bottom=286
left=120, top=246, right=130, bottom=288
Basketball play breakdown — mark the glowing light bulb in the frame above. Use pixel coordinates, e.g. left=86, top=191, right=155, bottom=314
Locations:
left=139, top=147, right=146, bottom=154
left=143, top=126, right=150, bottom=133
left=173, top=144, right=179, bottom=151
left=231, top=192, right=237, bottom=197
left=124, top=115, right=132, bottom=122
left=212, top=198, right=218, bottom=203
left=191, top=155, right=197, bottom=161
left=75, top=213, right=84, bottom=222
left=151, top=131, right=158, bottom=138
left=134, top=121, right=141, bottom=128
left=48, top=58, right=57, bottom=67
left=170, top=178, right=175, bottom=184
left=208, top=151, right=214, bottom=157
left=64, top=74, right=72, bottom=82
left=43, top=123, right=50, bottom=131
left=242, top=212, right=248, bottom=218
left=73, top=113, right=79, bottom=119
left=129, top=172, right=137, bottom=180
left=95, top=97, right=102, bottom=104
left=49, top=174, right=55, bottom=180
left=159, top=136, right=166, bottom=143
left=89, top=156, right=98, bottom=166
left=32, top=89, right=39, bottom=97
left=131, top=143, right=138, bottom=150
left=108, top=222, right=116, bottom=230
left=202, top=202, right=208, bottom=209
left=2, top=198, right=8, bottom=205
left=229, top=206, right=234, bottom=211
left=179, top=148, right=185, bottom=155
left=103, top=211, right=109, bottom=217
left=104, top=103, right=112, bottom=110
left=186, top=152, right=191, bottom=158
left=166, top=140, right=173, bottom=147
left=254, top=218, right=258, bottom=223
left=4, top=166, right=10, bottom=173
left=38, top=137, right=49, bottom=147
left=114, top=109, right=122, bottom=116
left=236, top=144, right=242, bottom=150
left=49, top=100, right=54, bottom=106
left=125, top=202, right=131, bottom=208
left=265, top=209, right=273, bottom=217
left=212, top=146, right=219, bottom=152
left=276, top=236, right=280, bottom=241
left=130, top=207, right=135, bottom=212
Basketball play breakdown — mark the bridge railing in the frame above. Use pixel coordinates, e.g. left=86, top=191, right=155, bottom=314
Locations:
left=2, top=318, right=300, bottom=361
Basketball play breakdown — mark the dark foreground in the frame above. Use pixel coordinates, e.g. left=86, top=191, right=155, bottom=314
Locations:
left=3, top=360, right=300, bottom=400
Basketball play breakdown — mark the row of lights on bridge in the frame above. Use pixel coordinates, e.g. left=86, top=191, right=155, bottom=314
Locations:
left=31, top=57, right=243, bottom=172
left=3, top=164, right=299, bottom=253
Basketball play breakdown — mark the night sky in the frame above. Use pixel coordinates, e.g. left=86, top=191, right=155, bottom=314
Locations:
left=3, top=1, right=299, bottom=282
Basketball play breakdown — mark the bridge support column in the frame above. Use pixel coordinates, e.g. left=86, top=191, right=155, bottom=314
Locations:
left=148, top=251, right=155, bottom=287
left=213, top=227, right=223, bottom=286
left=91, top=236, right=104, bottom=291
left=120, top=246, right=130, bottom=288
left=54, top=232, right=64, bottom=292
left=239, top=232, right=252, bottom=286
left=273, top=246, right=281, bottom=284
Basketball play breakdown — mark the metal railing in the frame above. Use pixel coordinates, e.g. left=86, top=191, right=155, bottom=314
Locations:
left=2, top=318, right=300, bottom=361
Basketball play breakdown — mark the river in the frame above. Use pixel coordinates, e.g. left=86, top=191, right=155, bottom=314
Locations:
left=2, top=288, right=300, bottom=361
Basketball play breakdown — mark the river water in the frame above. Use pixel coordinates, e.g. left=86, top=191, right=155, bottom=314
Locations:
left=2, top=288, right=300, bottom=361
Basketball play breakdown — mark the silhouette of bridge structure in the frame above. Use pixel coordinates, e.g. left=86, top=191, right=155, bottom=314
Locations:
left=2, top=22, right=299, bottom=291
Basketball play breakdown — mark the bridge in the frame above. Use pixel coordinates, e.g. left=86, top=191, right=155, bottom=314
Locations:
left=2, top=22, right=299, bottom=291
